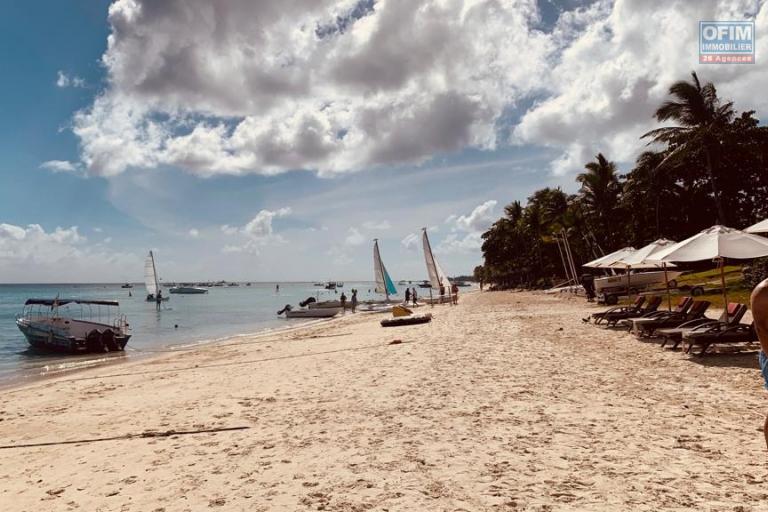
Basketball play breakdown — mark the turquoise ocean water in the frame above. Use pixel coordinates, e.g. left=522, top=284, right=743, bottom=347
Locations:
left=0, top=281, right=417, bottom=387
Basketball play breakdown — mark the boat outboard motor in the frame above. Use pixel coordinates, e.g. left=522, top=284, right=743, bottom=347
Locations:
left=277, top=304, right=293, bottom=315
left=580, top=274, right=596, bottom=302
left=102, top=329, right=119, bottom=351
left=299, top=297, right=317, bottom=308
left=86, top=329, right=105, bottom=352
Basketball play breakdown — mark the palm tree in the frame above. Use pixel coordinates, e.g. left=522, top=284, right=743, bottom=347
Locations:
left=642, top=72, right=734, bottom=224
left=576, top=153, right=620, bottom=240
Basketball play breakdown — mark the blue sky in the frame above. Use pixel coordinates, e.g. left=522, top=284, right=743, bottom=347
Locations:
left=0, top=0, right=765, bottom=282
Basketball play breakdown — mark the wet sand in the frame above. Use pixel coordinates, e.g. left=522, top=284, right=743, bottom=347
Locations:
left=0, top=291, right=766, bottom=511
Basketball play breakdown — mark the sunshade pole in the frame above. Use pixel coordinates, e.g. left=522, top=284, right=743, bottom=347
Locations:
left=663, top=263, right=671, bottom=311
left=719, top=257, right=728, bottom=307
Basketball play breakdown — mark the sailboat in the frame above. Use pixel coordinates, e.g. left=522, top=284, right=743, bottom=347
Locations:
left=421, top=228, right=452, bottom=304
left=374, top=239, right=398, bottom=301
left=358, top=240, right=399, bottom=312
left=145, top=250, right=169, bottom=302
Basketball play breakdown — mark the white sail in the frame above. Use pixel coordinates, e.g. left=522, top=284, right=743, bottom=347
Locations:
left=373, top=239, right=397, bottom=299
left=144, top=251, right=159, bottom=297
left=421, top=229, right=451, bottom=291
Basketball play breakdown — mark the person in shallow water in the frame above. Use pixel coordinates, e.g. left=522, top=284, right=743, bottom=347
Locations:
left=156, top=289, right=162, bottom=311
left=750, top=277, right=768, bottom=449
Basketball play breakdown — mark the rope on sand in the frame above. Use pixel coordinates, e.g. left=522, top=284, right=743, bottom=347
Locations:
left=0, top=426, right=250, bottom=450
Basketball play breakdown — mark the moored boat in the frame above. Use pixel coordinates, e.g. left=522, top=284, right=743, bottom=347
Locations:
left=169, top=286, right=208, bottom=294
left=594, top=270, right=683, bottom=295
left=16, top=299, right=131, bottom=353
left=286, top=308, right=341, bottom=318
left=277, top=304, right=341, bottom=318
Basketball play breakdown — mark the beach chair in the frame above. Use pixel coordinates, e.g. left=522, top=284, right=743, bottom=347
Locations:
left=619, top=296, right=693, bottom=331
left=657, top=303, right=747, bottom=349
left=602, top=296, right=662, bottom=327
left=682, top=321, right=758, bottom=356
left=630, top=300, right=710, bottom=337
left=589, top=296, right=646, bottom=325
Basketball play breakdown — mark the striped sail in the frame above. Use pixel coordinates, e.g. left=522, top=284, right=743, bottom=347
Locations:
left=144, top=251, right=159, bottom=297
left=373, top=240, right=397, bottom=299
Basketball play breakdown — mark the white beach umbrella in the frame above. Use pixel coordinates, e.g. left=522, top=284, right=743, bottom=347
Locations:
left=616, top=239, right=678, bottom=268
left=609, top=239, right=678, bottom=309
left=745, top=218, right=768, bottom=234
left=583, top=247, right=636, bottom=268
left=607, top=239, right=677, bottom=304
left=654, top=225, right=768, bottom=305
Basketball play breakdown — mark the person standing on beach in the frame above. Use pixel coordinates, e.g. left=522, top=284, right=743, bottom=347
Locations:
left=156, top=289, right=162, bottom=311
left=451, top=282, right=459, bottom=305
left=750, top=278, right=768, bottom=449
left=350, top=289, right=358, bottom=313
left=412, top=287, right=418, bottom=306
left=340, top=292, right=347, bottom=314
left=405, top=287, right=411, bottom=304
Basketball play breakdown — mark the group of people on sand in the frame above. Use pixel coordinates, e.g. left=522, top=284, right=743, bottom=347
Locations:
left=335, top=282, right=461, bottom=313
left=339, top=289, right=358, bottom=313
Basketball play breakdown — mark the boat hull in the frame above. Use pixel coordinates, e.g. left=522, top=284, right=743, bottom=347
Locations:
left=16, top=319, right=130, bottom=354
left=594, top=271, right=683, bottom=294
left=285, top=308, right=341, bottom=318
left=169, top=287, right=208, bottom=294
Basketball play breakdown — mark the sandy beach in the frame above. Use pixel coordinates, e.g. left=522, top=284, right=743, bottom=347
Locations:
left=1, top=291, right=767, bottom=511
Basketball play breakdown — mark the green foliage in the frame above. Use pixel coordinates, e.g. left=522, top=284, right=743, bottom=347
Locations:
left=743, top=258, right=768, bottom=290
left=481, top=72, right=768, bottom=289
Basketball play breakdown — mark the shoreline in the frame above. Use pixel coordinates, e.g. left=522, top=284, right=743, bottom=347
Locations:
left=0, top=314, right=342, bottom=394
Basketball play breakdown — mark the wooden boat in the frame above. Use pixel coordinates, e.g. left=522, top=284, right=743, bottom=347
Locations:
left=16, top=299, right=131, bottom=353
left=121, top=283, right=133, bottom=289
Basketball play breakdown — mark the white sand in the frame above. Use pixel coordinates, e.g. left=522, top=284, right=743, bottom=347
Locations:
left=0, top=291, right=766, bottom=511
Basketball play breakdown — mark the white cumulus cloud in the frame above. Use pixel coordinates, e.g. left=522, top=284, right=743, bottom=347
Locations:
left=70, top=0, right=551, bottom=177
left=0, top=222, right=139, bottom=282
left=220, top=207, right=292, bottom=253
left=40, top=160, right=81, bottom=174
left=401, top=232, right=419, bottom=251
left=56, top=71, right=86, bottom=88
left=344, top=227, right=366, bottom=246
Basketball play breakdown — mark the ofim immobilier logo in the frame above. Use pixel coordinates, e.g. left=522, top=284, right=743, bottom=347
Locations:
left=700, top=21, right=755, bottom=63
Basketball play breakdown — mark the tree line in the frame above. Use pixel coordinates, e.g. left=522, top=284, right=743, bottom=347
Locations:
left=476, top=72, right=768, bottom=289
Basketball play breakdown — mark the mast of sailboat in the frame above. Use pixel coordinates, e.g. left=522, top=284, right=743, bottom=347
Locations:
left=373, top=239, right=389, bottom=302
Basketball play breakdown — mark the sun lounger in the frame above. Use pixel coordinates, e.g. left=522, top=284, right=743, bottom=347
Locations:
left=593, top=296, right=661, bottom=326
left=589, top=296, right=645, bottom=324
left=619, top=296, right=693, bottom=331
left=683, top=322, right=758, bottom=356
left=628, top=300, right=710, bottom=337
left=657, top=302, right=747, bottom=349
